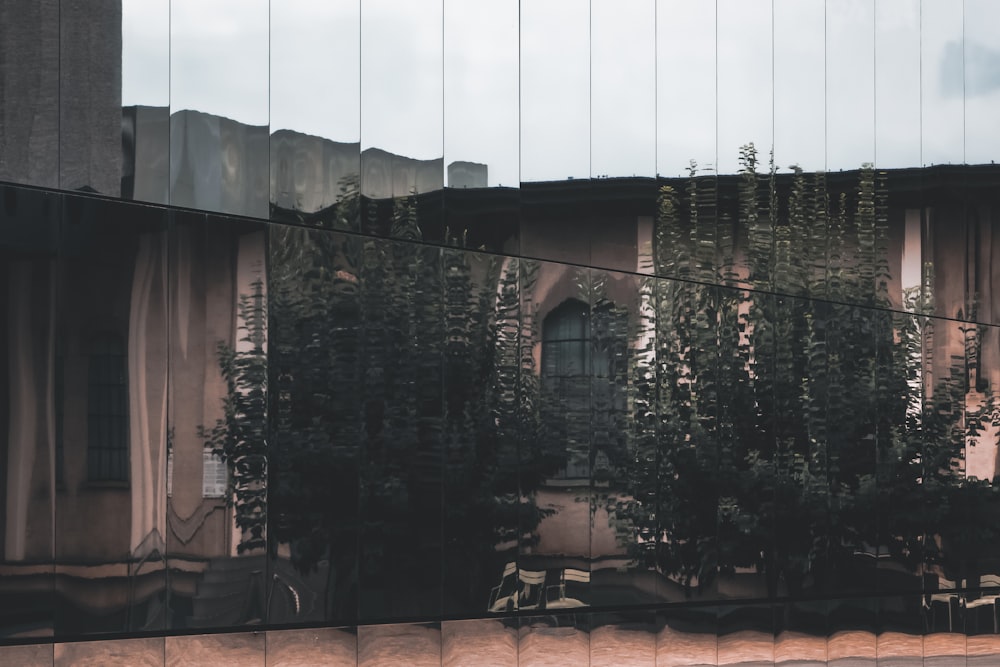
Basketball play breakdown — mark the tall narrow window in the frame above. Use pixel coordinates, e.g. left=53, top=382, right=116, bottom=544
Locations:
left=541, top=299, right=591, bottom=479
left=87, top=332, right=128, bottom=482
left=202, top=447, right=227, bottom=498
left=542, top=299, right=590, bottom=378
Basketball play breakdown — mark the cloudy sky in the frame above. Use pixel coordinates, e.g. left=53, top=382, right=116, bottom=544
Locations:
left=121, top=0, right=1000, bottom=184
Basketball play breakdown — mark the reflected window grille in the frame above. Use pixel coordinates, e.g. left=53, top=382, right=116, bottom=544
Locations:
left=87, top=332, right=128, bottom=482
left=542, top=299, right=591, bottom=479
left=203, top=447, right=227, bottom=498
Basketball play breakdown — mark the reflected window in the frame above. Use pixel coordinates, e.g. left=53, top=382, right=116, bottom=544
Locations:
left=87, top=332, right=128, bottom=482
left=202, top=447, right=227, bottom=498
left=542, top=300, right=590, bottom=378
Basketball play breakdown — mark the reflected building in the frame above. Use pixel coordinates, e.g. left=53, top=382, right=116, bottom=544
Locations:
left=4, top=1, right=1000, bottom=666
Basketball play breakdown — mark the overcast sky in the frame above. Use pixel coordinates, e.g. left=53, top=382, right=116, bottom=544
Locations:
left=122, top=0, right=1000, bottom=184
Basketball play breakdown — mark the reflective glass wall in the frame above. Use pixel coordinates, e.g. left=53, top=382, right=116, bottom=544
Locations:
left=2, top=1, right=1000, bottom=665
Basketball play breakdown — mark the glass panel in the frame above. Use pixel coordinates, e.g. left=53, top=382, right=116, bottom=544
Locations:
left=0, top=2, right=59, bottom=188
left=55, top=196, right=168, bottom=636
left=965, top=0, right=1000, bottom=165
left=0, top=185, right=60, bottom=640
left=120, top=0, right=170, bottom=204
left=716, top=603, right=774, bottom=667
left=590, top=270, right=649, bottom=607
left=657, top=606, right=717, bottom=667
left=774, top=0, right=825, bottom=173
left=828, top=597, right=877, bottom=667
left=717, top=0, right=772, bottom=176
left=358, top=622, right=440, bottom=667
left=164, top=631, right=264, bottom=666
left=442, top=250, right=519, bottom=617
left=0, top=644, right=53, bottom=667
left=654, top=279, right=718, bottom=603
left=357, top=241, right=443, bottom=621
left=719, top=288, right=770, bottom=601
left=520, top=260, right=591, bottom=612
left=166, top=212, right=269, bottom=631
left=875, top=0, right=920, bottom=169
left=55, top=637, right=163, bottom=666
left=591, top=611, right=655, bottom=667
left=443, top=0, right=518, bottom=189
left=267, top=226, right=362, bottom=625
left=265, top=627, right=357, bottom=667
left=520, top=0, right=589, bottom=183
left=270, top=0, right=361, bottom=222
left=877, top=596, right=924, bottom=666
left=921, top=0, right=964, bottom=166
left=592, top=0, right=655, bottom=179
left=442, top=619, right=517, bottom=667
left=775, top=600, right=827, bottom=666
left=59, top=2, right=122, bottom=197
left=827, top=0, right=875, bottom=171
left=169, top=0, right=269, bottom=218
left=656, top=0, right=716, bottom=178
left=360, top=0, right=443, bottom=203
left=519, top=615, right=589, bottom=667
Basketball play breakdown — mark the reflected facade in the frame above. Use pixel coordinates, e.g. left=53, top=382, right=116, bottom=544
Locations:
left=3, top=1, right=1000, bottom=665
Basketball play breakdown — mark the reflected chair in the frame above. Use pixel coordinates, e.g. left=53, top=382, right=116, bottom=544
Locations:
left=544, top=568, right=589, bottom=609
left=488, top=562, right=518, bottom=612
left=965, top=574, right=1000, bottom=634
left=923, top=577, right=959, bottom=632
left=518, top=569, right=548, bottom=610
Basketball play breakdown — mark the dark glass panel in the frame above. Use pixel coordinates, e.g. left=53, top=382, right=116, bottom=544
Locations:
left=169, top=0, right=269, bottom=218
left=519, top=614, right=590, bottom=667
left=876, top=595, right=924, bottom=666
left=358, top=622, right=440, bottom=667
left=267, top=225, right=362, bottom=625
left=442, top=619, right=517, bottom=667
left=0, top=185, right=60, bottom=639
left=716, top=603, right=774, bottom=667
left=590, top=610, right=655, bottom=667
left=270, top=0, right=360, bottom=223
left=442, top=250, right=519, bottom=616
left=54, top=637, right=163, bottom=666
left=166, top=211, right=268, bottom=631
left=589, top=270, right=657, bottom=608
left=54, top=194, right=168, bottom=636
left=654, top=278, right=719, bottom=603
left=827, top=597, right=877, bottom=667
left=656, top=605, right=718, bottom=667
left=520, top=260, right=591, bottom=612
left=718, top=287, right=771, bottom=602
left=357, top=241, right=443, bottom=621
left=265, top=627, right=357, bottom=667
left=519, top=180, right=592, bottom=267
left=0, top=1, right=59, bottom=189
left=59, top=0, right=121, bottom=197
left=360, top=0, right=443, bottom=212
left=775, top=600, right=827, bottom=666
left=164, top=631, right=263, bottom=667
left=120, top=0, right=170, bottom=204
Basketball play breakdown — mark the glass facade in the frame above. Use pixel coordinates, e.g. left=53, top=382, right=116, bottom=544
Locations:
left=2, top=1, right=1000, bottom=665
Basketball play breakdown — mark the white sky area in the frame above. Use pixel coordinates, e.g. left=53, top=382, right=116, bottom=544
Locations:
left=121, top=0, right=1000, bottom=183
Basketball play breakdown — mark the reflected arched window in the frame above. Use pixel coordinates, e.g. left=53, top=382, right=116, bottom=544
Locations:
left=87, top=332, right=128, bottom=482
left=542, top=299, right=590, bottom=378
